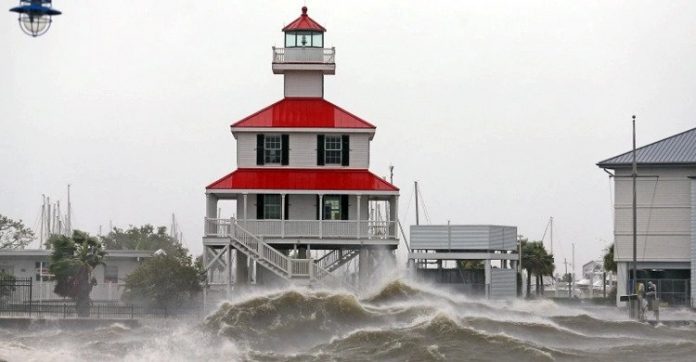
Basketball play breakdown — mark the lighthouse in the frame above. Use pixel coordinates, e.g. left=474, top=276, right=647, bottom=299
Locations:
left=202, top=7, right=399, bottom=290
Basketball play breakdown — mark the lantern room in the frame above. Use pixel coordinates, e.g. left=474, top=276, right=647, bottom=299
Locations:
left=272, top=6, right=335, bottom=76
left=283, top=6, right=326, bottom=48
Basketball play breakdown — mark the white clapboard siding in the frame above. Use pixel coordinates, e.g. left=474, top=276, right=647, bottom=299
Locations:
left=613, top=167, right=695, bottom=262
left=284, top=71, right=323, bottom=98
left=235, top=194, right=370, bottom=221
left=237, top=132, right=370, bottom=168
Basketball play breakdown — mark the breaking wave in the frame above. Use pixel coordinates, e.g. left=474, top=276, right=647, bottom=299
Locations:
left=3, top=279, right=696, bottom=361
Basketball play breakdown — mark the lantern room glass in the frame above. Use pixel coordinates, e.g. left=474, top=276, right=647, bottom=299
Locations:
left=284, top=31, right=323, bottom=48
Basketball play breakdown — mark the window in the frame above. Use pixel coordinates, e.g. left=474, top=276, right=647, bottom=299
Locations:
left=325, top=135, right=342, bottom=164
left=34, top=261, right=52, bottom=281
left=323, top=196, right=342, bottom=220
left=263, top=194, right=282, bottom=219
left=284, top=31, right=323, bottom=48
left=264, top=135, right=282, bottom=164
left=104, top=265, right=118, bottom=284
left=285, top=33, right=296, bottom=47
left=0, top=264, right=13, bottom=275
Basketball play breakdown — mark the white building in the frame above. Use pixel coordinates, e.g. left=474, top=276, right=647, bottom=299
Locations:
left=408, top=225, right=519, bottom=299
left=202, top=7, right=399, bottom=290
left=0, top=249, right=152, bottom=301
left=598, top=127, right=696, bottom=306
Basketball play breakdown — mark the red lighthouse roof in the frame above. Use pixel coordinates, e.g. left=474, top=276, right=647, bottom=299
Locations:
left=231, top=98, right=376, bottom=129
left=283, top=6, right=326, bottom=32
left=207, top=168, right=399, bottom=192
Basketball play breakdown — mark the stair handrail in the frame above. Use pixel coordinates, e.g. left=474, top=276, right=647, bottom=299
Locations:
left=230, top=218, right=313, bottom=278
left=312, top=263, right=359, bottom=293
left=315, top=249, right=341, bottom=269
left=231, top=218, right=293, bottom=276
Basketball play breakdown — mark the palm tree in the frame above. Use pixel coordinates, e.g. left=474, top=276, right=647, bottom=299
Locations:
left=522, top=240, right=554, bottom=297
left=49, top=231, right=106, bottom=317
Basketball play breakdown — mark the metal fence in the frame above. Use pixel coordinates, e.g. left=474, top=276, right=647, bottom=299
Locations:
left=0, top=276, right=199, bottom=319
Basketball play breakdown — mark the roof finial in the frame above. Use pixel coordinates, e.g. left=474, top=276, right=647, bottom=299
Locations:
left=302, top=6, right=308, bottom=15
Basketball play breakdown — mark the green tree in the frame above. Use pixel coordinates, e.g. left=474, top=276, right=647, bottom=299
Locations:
left=0, top=271, right=16, bottom=300
left=521, top=239, right=554, bottom=297
left=122, top=254, right=202, bottom=310
left=101, top=224, right=187, bottom=257
left=0, top=214, right=35, bottom=249
left=48, top=231, right=106, bottom=317
left=603, top=243, right=617, bottom=273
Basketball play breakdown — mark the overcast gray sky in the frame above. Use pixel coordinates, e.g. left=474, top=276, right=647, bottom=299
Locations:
left=2, top=1, right=695, bottom=276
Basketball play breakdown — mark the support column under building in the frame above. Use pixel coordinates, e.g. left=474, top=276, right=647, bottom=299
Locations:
left=484, top=259, right=491, bottom=299
left=236, top=249, right=249, bottom=287
left=617, top=262, right=628, bottom=307
left=359, top=248, right=370, bottom=287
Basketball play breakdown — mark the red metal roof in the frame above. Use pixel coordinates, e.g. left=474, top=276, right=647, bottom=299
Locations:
left=283, top=7, right=326, bottom=32
left=207, top=168, right=399, bottom=192
left=230, top=98, right=376, bottom=129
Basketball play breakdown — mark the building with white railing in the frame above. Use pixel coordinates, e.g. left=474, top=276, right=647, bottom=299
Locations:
left=203, top=7, right=399, bottom=291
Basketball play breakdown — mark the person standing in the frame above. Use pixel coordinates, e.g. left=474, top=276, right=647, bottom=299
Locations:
left=646, top=281, right=659, bottom=322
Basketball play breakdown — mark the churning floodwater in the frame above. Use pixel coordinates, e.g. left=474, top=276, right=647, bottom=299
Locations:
left=2, top=279, right=696, bottom=362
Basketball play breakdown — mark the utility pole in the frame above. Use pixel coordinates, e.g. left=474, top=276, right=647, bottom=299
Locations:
left=414, top=181, right=420, bottom=225
left=631, top=115, right=638, bottom=318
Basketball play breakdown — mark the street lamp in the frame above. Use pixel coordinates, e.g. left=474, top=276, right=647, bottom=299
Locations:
left=9, top=0, right=61, bottom=37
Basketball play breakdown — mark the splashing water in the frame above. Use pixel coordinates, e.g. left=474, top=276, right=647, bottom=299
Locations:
left=2, top=279, right=696, bottom=361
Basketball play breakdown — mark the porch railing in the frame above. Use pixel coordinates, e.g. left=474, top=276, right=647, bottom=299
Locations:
left=272, top=47, right=336, bottom=64
left=205, top=218, right=397, bottom=240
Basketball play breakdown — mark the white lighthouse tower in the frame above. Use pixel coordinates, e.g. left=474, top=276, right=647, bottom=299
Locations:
left=202, top=7, right=399, bottom=291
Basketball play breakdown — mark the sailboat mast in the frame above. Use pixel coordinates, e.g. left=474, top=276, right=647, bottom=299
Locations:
left=66, top=184, right=71, bottom=235
left=40, top=195, right=45, bottom=249
left=550, top=217, right=554, bottom=255
left=414, top=181, right=420, bottom=226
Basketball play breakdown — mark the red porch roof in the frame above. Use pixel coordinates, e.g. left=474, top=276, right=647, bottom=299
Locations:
left=230, top=98, right=376, bottom=129
left=283, top=7, right=326, bottom=32
left=207, top=169, right=398, bottom=192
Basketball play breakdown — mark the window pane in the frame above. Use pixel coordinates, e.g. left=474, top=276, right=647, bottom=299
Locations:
left=285, top=33, right=296, bottom=47
left=323, top=196, right=342, bottom=220
left=264, top=194, right=281, bottom=219
left=264, top=135, right=282, bottom=164
left=312, top=33, right=323, bottom=47
left=104, top=265, right=119, bottom=283
left=325, top=135, right=342, bottom=164
left=297, top=31, right=310, bottom=47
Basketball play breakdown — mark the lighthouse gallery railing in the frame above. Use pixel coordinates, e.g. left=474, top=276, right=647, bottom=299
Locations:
left=205, top=218, right=397, bottom=240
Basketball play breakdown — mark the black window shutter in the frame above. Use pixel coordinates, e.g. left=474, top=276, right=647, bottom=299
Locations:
left=256, top=134, right=265, bottom=166
left=316, top=195, right=320, bottom=220
left=340, top=195, right=349, bottom=220
left=281, top=134, right=289, bottom=165
left=256, top=194, right=264, bottom=220
left=317, top=135, right=325, bottom=166
left=341, top=135, right=350, bottom=166
left=284, top=195, right=289, bottom=220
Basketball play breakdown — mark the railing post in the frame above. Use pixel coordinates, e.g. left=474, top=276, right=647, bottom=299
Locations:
left=281, top=194, right=286, bottom=239
left=356, top=195, right=361, bottom=239
left=309, top=260, right=315, bottom=281
left=288, top=260, right=293, bottom=277
left=319, top=194, right=323, bottom=239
